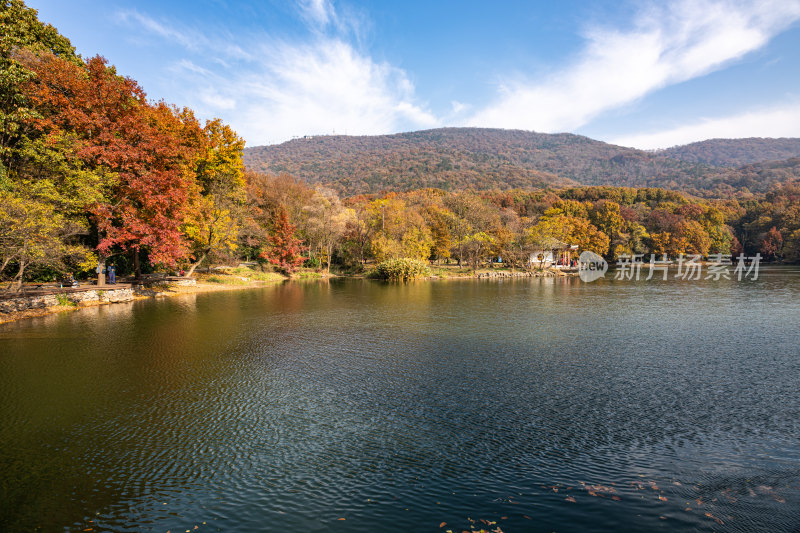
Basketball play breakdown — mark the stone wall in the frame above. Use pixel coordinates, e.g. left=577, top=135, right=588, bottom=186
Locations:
left=0, top=288, right=134, bottom=314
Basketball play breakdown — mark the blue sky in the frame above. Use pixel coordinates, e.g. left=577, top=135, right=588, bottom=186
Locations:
left=26, top=0, right=800, bottom=149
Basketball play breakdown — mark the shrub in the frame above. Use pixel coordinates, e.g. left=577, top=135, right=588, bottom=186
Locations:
left=370, top=258, right=431, bottom=281
left=55, top=293, right=76, bottom=306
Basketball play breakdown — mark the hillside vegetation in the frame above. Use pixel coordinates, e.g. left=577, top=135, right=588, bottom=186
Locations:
left=658, top=138, right=800, bottom=167
left=244, top=128, right=800, bottom=197
left=243, top=128, right=716, bottom=194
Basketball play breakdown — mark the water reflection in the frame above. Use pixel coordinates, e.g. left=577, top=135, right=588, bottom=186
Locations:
left=1, top=271, right=799, bottom=532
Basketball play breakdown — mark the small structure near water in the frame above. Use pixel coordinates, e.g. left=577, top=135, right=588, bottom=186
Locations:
left=529, top=242, right=579, bottom=268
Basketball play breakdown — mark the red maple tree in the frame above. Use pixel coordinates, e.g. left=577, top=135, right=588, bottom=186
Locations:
left=21, top=52, right=201, bottom=267
left=260, top=206, right=306, bottom=274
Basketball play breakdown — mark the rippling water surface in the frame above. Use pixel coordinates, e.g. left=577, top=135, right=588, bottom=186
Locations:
left=1, top=269, right=800, bottom=532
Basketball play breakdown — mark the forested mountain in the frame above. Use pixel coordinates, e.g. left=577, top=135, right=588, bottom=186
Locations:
left=243, top=128, right=714, bottom=194
left=658, top=138, right=800, bottom=167
left=705, top=158, right=800, bottom=195
left=244, top=129, right=800, bottom=196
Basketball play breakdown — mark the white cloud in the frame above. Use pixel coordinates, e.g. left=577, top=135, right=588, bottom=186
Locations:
left=232, top=39, right=438, bottom=144
left=299, top=0, right=335, bottom=29
left=119, top=3, right=436, bottom=145
left=119, top=0, right=800, bottom=147
left=609, top=101, right=800, bottom=149
left=467, top=0, right=800, bottom=132
left=117, top=10, right=203, bottom=51
left=451, top=101, right=467, bottom=114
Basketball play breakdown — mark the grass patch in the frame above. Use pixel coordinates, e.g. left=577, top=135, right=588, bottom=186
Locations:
left=296, top=271, right=322, bottom=279
left=55, top=293, right=76, bottom=306
left=212, top=266, right=285, bottom=282
left=206, top=275, right=248, bottom=285
left=248, top=271, right=285, bottom=282
left=430, top=267, right=474, bottom=277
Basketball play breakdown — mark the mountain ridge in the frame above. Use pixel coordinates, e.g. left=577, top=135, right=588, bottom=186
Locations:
left=243, top=127, right=800, bottom=196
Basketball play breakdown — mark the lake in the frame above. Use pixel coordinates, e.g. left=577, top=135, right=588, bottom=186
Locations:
left=1, top=269, right=799, bottom=532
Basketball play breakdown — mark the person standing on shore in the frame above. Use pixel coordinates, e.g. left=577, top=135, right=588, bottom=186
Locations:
left=107, top=262, right=116, bottom=284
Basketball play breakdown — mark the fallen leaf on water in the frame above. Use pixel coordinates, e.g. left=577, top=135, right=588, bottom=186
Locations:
left=565, top=496, right=576, bottom=503
left=337, top=518, right=345, bottom=521
left=705, top=512, right=724, bottom=525
left=439, top=522, right=446, bottom=528
left=658, top=496, right=668, bottom=502
left=673, top=481, right=682, bottom=486
left=523, top=515, right=532, bottom=520
left=500, top=517, right=507, bottom=520
left=611, top=496, right=621, bottom=501
left=773, top=495, right=786, bottom=503
left=588, top=491, right=598, bottom=497
left=586, top=485, right=616, bottom=494
left=659, top=516, right=667, bottom=520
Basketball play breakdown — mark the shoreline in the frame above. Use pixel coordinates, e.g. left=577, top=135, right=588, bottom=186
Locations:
left=0, top=267, right=570, bottom=325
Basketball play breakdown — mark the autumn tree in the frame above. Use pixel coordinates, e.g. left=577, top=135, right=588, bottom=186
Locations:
left=0, top=191, right=92, bottom=291
left=183, top=119, right=246, bottom=276
left=528, top=214, right=609, bottom=256
left=260, top=205, right=306, bottom=275
left=302, top=188, right=351, bottom=273
left=339, top=196, right=373, bottom=267
left=20, top=51, right=204, bottom=278
left=760, top=226, right=783, bottom=260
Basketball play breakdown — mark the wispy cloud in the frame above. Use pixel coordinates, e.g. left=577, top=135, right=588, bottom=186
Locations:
left=117, top=10, right=204, bottom=51
left=298, top=0, right=336, bottom=30
left=232, top=39, right=438, bottom=143
left=118, top=2, right=436, bottom=145
left=118, top=0, right=800, bottom=146
left=467, top=0, right=800, bottom=133
left=609, top=101, right=800, bottom=149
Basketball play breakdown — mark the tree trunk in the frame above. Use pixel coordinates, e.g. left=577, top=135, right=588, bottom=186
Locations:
left=10, top=259, right=26, bottom=293
left=133, top=249, right=141, bottom=280
left=185, top=250, right=208, bottom=277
